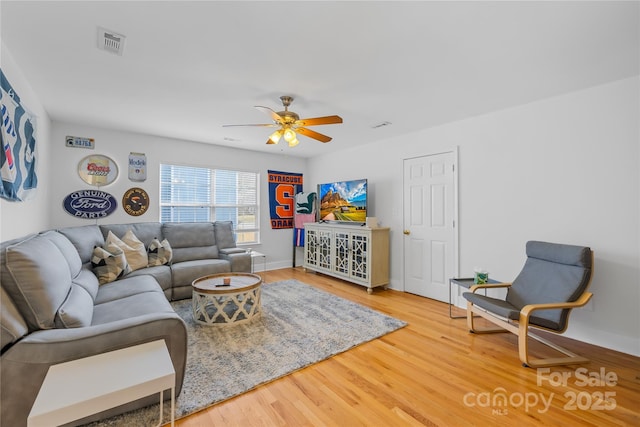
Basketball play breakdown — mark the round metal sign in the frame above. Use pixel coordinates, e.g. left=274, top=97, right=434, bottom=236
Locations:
left=77, top=154, right=118, bottom=187
left=63, top=189, right=117, bottom=219
left=122, top=187, right=150, bottom=216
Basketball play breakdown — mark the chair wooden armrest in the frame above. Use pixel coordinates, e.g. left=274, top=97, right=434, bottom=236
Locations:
left=520, top=292, right=593, bottom=319
left=516, top=291, right=593, bottom=368
left=469, top=282, right=512, bottom=293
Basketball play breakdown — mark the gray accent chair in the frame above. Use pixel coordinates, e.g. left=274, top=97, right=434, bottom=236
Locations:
left=463, top=241, right=593, bottom=368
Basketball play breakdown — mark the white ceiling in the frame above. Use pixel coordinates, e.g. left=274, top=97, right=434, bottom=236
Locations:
left=2, top=1, right=638, bottom=158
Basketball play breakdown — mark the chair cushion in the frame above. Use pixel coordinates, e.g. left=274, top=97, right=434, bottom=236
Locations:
left=463, top=291, right=562, bottom=330
left=463, top=292, right=520, bottom=320
left=525, top=241, right=592, bottom=268
left=506, top=241, right=592, bottom=331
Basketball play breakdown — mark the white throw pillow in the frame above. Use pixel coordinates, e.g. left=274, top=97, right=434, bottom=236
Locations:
left=106, top=230, right=148, bottom=272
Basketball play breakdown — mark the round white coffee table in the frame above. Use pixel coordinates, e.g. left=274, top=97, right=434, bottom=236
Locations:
left=191, top=273, right=262, bottom=326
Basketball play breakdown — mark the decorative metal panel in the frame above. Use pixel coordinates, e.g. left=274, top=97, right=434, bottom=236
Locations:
left=334, top=231, right=350, bottom=275
left=350, top=233, right=368, bottom=280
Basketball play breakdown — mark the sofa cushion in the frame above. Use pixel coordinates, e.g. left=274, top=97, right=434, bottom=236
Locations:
left=163, top=222, right=218, bottom=263
left=92, top=286, right=175, bottom=325
left=73, top=267, right=100, bottom=301
left=100, top=222, right=163, bottom=248
left=214, top=221, right=236, bottom=249
left=148, top=238, right=173, bottom=266
left=0, top=287, right=28, bottom=352
left=94, top=274, right=164, bottom=305
left=2, top=234, right=73, bottom=331
left=58, top=225, right=104, bottom=265
left=91, top=244, right=131, bottom=285
left=106, top=230, right=148, bottom=271
left=54, top=284, right=94, bottom=328
left=171, top=258, right=231, bottom=288
left=42, top=231, right=83, bottom=278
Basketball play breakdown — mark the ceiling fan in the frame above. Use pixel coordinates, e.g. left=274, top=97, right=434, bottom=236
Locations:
left=223, top=96, right=343, bottom=147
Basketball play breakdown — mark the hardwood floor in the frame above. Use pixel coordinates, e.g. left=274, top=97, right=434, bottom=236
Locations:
left=174, top=268, right=639, bottom=427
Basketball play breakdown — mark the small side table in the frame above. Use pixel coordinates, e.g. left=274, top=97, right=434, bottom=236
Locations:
left=28, top=339, right=175, bottom=427
left=449, top=277, right=500, bottom=319
left=250, top=250, right=266, bottom=275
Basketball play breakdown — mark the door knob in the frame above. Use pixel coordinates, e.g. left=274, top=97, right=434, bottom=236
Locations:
left=403, top=230, right=410, bottom=235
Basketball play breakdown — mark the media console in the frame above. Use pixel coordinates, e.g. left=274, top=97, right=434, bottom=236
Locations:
left=303, top=223, right=390, bottom=293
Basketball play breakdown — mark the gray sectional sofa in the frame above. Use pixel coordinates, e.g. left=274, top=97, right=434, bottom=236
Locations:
left=0, top=221, right=251, bottom=426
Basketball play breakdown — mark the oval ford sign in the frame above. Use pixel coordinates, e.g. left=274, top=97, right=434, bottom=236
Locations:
left=63, top=190, right=117, bottom=219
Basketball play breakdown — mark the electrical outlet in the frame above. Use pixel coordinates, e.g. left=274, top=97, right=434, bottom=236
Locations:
left=582, top=299, right=594, bottom=312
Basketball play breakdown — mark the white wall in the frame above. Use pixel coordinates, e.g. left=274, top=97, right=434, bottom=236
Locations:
left=0, top=43, right=52, bottom=241
left=50, top=122, right=308, bottom=271
left=308, top=77, right=640, bottom=356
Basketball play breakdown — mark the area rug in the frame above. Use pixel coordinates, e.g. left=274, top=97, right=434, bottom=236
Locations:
left=89, top=279, right=407, bottom=426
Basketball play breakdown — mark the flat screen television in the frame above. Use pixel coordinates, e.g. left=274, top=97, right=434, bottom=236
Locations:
left=317, top=178, right=367, bottom=223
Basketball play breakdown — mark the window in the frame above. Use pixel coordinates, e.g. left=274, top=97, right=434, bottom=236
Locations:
left=160, top=164, right=259, bottom=244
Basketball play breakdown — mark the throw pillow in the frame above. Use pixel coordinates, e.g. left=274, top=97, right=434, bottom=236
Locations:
left=91, top=243, right=131, bottom=285
left=106, top=230, right=148, bottom=271
left=147, top=237, right=173, bottom=266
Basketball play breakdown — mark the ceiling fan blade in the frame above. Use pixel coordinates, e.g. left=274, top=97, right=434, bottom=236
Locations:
left=255, top=106, right=283, bottom=123
left=295, top=115, right=343, bottom=127
left=222, top=123, right=279, bottom=127
left=296, top=127, right=333, bottom=143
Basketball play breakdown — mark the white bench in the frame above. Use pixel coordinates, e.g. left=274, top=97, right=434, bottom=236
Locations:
left=28, top=339, right=175, bottom=427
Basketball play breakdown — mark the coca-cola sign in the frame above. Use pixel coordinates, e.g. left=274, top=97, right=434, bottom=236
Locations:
left=63, top=190, right=117, bottom=219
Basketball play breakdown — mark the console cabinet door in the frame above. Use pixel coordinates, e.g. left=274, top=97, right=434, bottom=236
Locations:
left=304, top=226, right=332, bottom=269
left=304, top=227, right=319, bottom=268
left=349, top=231, right=370, bottom=282
left=333, top=229, right=351, bottom=278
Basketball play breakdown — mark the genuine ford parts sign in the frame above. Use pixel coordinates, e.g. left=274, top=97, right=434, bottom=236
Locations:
left=63, top=190, right=117, bottom=219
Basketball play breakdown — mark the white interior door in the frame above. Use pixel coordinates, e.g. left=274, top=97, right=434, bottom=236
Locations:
left=403, top=151, right=457, bottom=301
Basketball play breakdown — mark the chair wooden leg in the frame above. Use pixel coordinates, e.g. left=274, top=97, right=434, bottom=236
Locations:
left=467, top=303, right=511, bottom=334
left=518, top=326, right=589, bottom=368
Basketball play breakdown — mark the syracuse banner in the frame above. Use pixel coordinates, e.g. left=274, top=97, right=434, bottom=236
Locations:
left=268, top=170, right=303, bottom=229
left=0, top=69, right=38, bottom=201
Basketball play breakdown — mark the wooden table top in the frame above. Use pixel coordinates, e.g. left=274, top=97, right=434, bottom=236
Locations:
left=192, top=272, right=262, bottom=294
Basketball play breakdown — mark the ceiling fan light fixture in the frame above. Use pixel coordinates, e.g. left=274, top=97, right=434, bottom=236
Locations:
left=288, top=137, right=299, bottom=147
left=269, top=129, right=283, bottom=144
left=283, top=128, right=296, bottom=143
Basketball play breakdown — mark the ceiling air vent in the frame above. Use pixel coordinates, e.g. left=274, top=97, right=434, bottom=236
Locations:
left=97, top=27, right=126, bottom=56
left=371, top=121, right=392, bottom=129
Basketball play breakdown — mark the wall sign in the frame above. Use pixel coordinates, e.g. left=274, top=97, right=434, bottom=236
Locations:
left=78, top=154, right=118, bottom=186
left=122, top=187, right=149, bottom=216
left=128, top=152, right=146, bottom=182
left=63, top=189, right=117, bottom=219
left=65, top=135, right=95, bottom=149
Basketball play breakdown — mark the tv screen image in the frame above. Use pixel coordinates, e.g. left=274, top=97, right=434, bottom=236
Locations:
left=318, top=178, right=367, bottom=223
